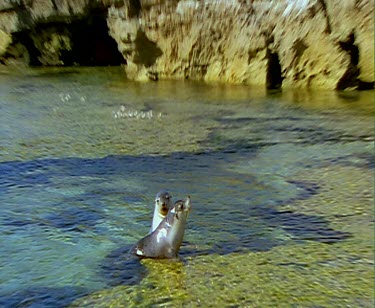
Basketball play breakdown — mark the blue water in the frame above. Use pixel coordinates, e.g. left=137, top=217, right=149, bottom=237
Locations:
left=0, top=67, right=373, bottom=307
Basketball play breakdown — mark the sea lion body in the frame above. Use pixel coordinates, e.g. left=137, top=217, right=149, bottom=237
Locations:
left=133, top=197, right=191, bottom=259
left=151, top=190, right=173, bottom=232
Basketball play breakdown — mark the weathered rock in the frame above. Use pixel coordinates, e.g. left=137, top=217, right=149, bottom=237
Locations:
left=0, top=0, right=124, bottom=66
left=0, top=0, right=373, bottom=89
left=107, top=0, right=374, bottom=89
left=28, top=0, right=89, bottom=21
left=30, top=27, right=72, bottom=65
left=0, top=0, right=17, bottom=11
left=0, top=29, right=12, bottom=54
left=325, top=0, right=374, bottom=84
left=0, top=10, right=19, bottom=33
left=0, top=41, right=30, bottom=66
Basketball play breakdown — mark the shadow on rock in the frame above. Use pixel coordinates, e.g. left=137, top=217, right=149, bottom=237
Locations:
left=100, top=244, right=147, bottom=287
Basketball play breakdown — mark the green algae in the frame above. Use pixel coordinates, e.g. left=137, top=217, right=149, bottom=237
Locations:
left=70, top=242, right=374, bottom=307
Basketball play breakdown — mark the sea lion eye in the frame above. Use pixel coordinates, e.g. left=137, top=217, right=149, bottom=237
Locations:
left=156, top=199, right=160, bottom=204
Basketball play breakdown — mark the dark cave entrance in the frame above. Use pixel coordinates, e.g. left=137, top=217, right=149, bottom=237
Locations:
left=65, top=14, right=125, bottom=66
left=2, top=13, right=125, bottom=67
left=266, top=48, right=283, bottom=91
left=336, top=32, right=374, bottom=91
left=264, top=33, right=283, bottom=91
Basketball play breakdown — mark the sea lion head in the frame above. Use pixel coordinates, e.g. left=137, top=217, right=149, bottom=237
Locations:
left=155, top=190, right=173, bottom=216
left=171, top=196, right=191, bottom=221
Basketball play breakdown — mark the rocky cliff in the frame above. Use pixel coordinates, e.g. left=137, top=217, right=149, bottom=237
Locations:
left=0, top=0, right=373, bottom=90
left=0, top=0, right=124, bottom=66
left=107, top=0, right=374, bottom=90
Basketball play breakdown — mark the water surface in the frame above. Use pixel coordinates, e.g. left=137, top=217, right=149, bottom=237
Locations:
left=0, top=67, right=373, bottom=307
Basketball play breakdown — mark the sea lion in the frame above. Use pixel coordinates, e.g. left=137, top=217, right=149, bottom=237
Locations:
left=151, top=190, right=173, bottom=232
left=133, top=196, right=191, bottom=259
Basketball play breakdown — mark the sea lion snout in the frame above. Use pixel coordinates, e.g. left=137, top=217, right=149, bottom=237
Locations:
left=185, top=196, right=191, bottom=211
left=172, top=196, right=191, bottom=220
left=160, top=203, right=169, bottom=215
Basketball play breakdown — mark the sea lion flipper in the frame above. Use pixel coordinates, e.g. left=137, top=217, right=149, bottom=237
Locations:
left=165, top=248, right=178, bottom=259
left=130, top=242, right=143, bottom=257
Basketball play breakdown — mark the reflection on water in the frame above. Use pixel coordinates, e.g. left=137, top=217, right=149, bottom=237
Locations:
left=0, top=67, right=373, bottom=307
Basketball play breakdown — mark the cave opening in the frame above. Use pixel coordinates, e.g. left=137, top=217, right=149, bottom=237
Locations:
left=3, top=12, right=125, bottom=67
left=66, top=13, right=125, bottom=66
left=0, top=31, right=42, bottom=66
left=266, top=48, right=283, bottom=90
left=336, top=31, right=374, bottom=91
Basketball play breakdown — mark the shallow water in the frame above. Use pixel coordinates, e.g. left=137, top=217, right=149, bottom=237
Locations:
left=0, top=67, right=373, bottom=307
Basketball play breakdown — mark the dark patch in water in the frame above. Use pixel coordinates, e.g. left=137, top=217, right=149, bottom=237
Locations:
left=0, top=286, right=88, bottom=308
left=255, top=207, right=351, bottom=244
left=0, top=153, right=352, bottom=247
left=10, top=82, right=56, bottom=95
left=257, top=179, right=351, bottom=243
left=287, top=180, right=320, bottom=200
left=100, top=244, right=147, bottom=286
left=122, top=195, right=145, bottom=203
left=0, top=151, right=358, bottom=307
left=324, top=153, right=375, bottom=169
left=2, top=203, right=104, bottom=234
left=177, top=243, right=213, bottom=258
left=274, top=125, right=363, bottom=144
left=0, top=167, right=51, bottom=189
left=44, top=206, right=103, bottom=232
left=3, top=218, right=41, bottom=228
left=204, top=130, right=278, bottom=152
left=1, top=156, right=354, bottom=269
left=177, top=239, right=276, bottom=258
left=207, top=116, right=371, bottom=151
left=276, top=262, right=309, bottom=269
left=218, top=116, right=306, bottom=125
left=215, top=236, right=281, bottom=254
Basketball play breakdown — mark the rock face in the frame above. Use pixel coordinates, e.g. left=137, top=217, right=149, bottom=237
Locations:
left=0, top=0, right=373, bottom=90
left=107, top=0, right=374, bottom=90
left=0, top=0, right=124, bottom=66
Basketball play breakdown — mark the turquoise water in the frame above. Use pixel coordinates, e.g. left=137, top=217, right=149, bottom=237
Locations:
left=0, top=67, right=373, bottom=307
